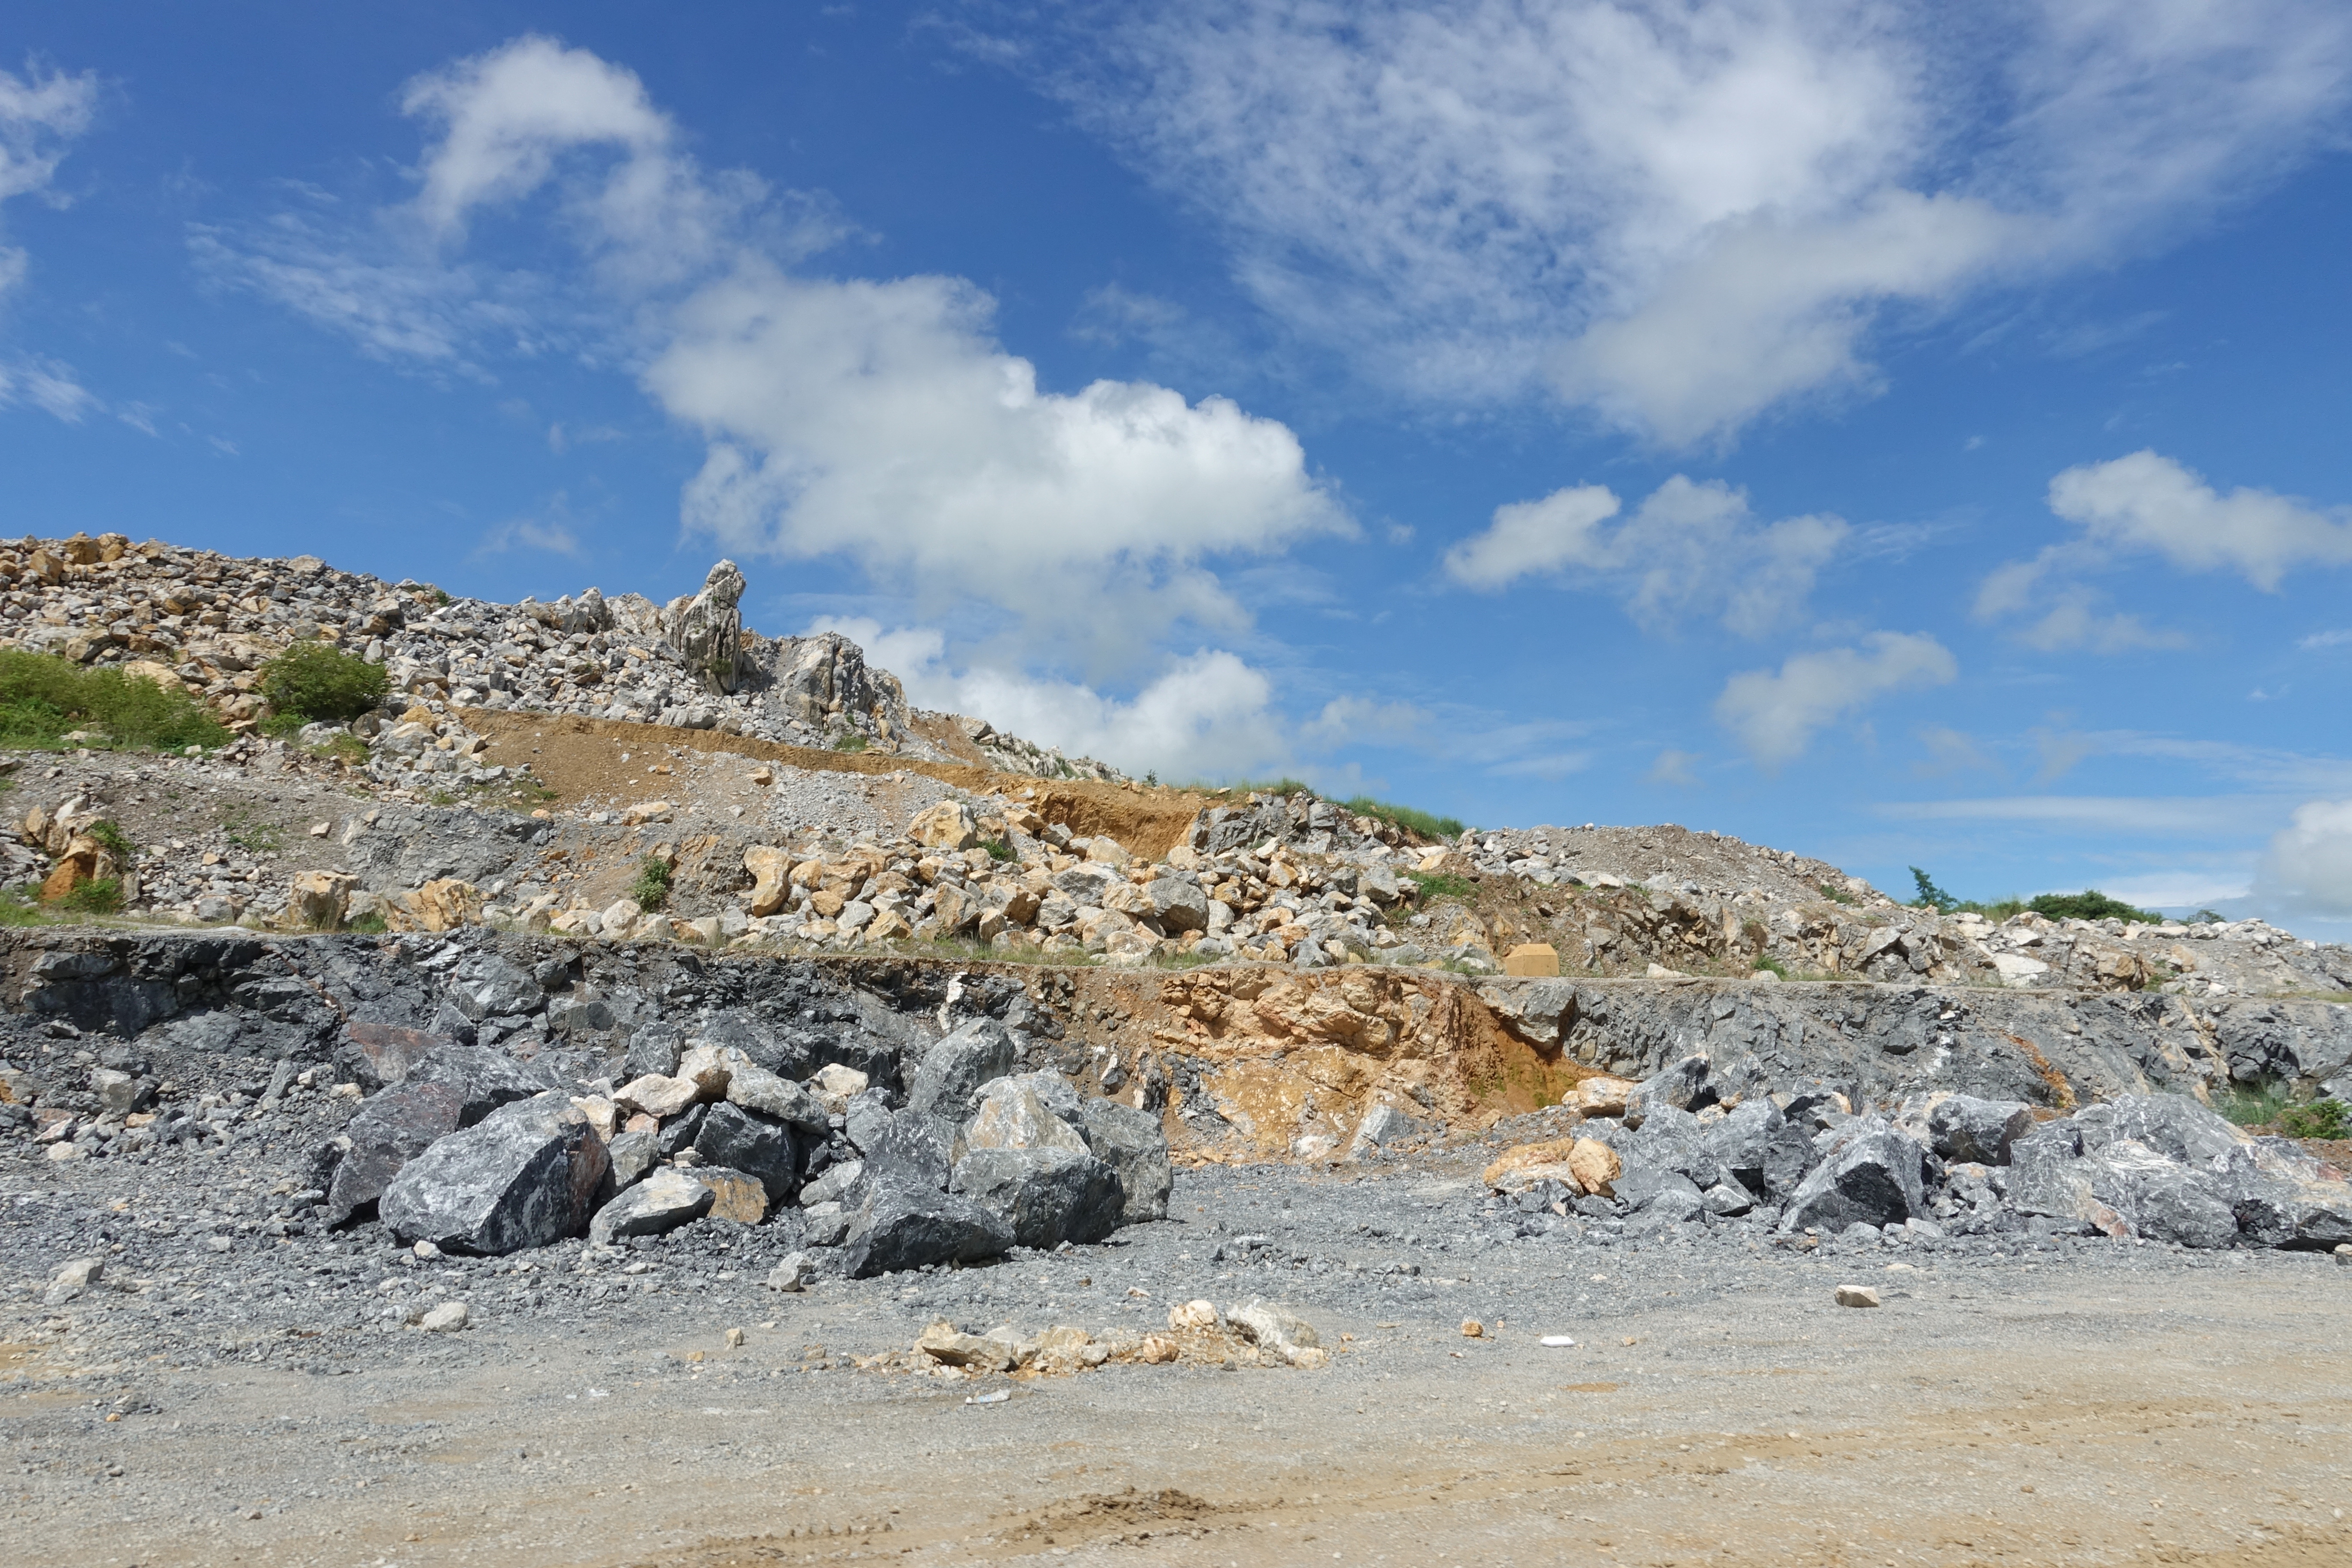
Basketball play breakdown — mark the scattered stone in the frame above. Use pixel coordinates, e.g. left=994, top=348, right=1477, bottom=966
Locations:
left=379, top=1092, right=611, bottom=1256
left=44, top=1257, right=104, bottom=1306
left=1834, top=1285, right=1882, bottom=1309
left=420, top=1302, right=469, bottom=1333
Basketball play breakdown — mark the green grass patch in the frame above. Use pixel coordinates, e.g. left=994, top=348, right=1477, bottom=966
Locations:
left=260, top=642, right=389, bottom=725
left=1816, top=882, right=1857, bottom=906
left=2280, top=1099, right=2349, bottom=1140
left=2216, top=1082, right=2294, bottom=1127
left=55, top=876, right=124, bottom=915
left=87, top=819, right=132, bottom=859
left=1189, top=777, right=1309, bottom=798
left=0, top=884, right=49, bottom=927
left=346, top=909, right=388, bottom=935
left=979, top=838, right=1014, bottom=862
left=221, top=805, right=284, bottom=854
left=1752, top=955, right=1789, bottom=979
left=0, top=649, right=230, bottom=753
left=630, top=855, right=674, bottom=911
left=832, top=732, right=869, bottom=753
left=1405, top=870, right=1475, bottom=900
left=1340, top=794, right=1465, bottom=840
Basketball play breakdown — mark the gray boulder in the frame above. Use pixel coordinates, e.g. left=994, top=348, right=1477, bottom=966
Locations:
left=325, top=1078, right=466, bottom=1225
left=859, top=1109, right=950, bottom=1193
left=1078, top=1097, right=1173, bottom=1223
left=1701, top=1098, right=1813, bottom=1197
left=604, top=1126, right=660, bottom=1191
left=1928, top=1095, right=2037, bottom=1165
left=1142, top=877, right=1210, bottom=933
left=726, top=1061, right=829, bottom=1138
left=405, top=1044, right=561, bottom=1124
left=839, top=1185, right=1013, bottom=1277
left=1609, top=1155, right=1706, bottom=1221
left=2074, top=1095, right=2245, bottom=1167
left=906, top=1017, right=1018, bottom=1138
left=1627, top=1104, right=1746, bottom=1194
left=2079, top=1139, right=2239, bottom=1248
left=447, top=956, right=543, bottom=1022
left=2212, top=1138, right=2352, bottom=1248
left=1780, top=1118, right=1926, bottom=1233
left=588, top=1167, right=716, bottom=1248
left=379, top=1092, right=610, bottom=1256
left=694, top=1102, right=799, bottom=1203
left=950, top=1146, right=1124, bottom=1249
left=842, top=1089, right=894, bottom=1156
left=1625, top=1054, right=1713, bottom=1124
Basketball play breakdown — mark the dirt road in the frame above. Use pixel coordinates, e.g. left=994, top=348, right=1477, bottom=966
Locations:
left=8, top=1230, right=2347, bottom=1568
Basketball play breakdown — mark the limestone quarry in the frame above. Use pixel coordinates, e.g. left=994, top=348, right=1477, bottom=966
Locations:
left=3, top=533, right=2349, bottom=1567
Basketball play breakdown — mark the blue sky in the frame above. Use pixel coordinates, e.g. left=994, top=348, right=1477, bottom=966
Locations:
left=5, top=2, right=2352, bottom=932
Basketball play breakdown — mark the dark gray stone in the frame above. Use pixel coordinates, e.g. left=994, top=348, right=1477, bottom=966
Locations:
left=694, top=1102, right=799, bottom=1203
left=448, top=956, right=543, bottom=1022
left=1928, top=1094, right=2038, bottom=1165
left=1780, top=1118, right=1926, bottom=1233
left=2073, top=1095, right=2245, bottom=1168
left=657, top=1102, right=707, bottom=1157
left=404, top=1044, right=560, bottom=1124
left=839, top=1185, right=1014, bottom=1277
left=335, top=1023, right=456, bottom=1092
left=860, top=1110, right=950, bottom=1194
left=378, top=1092, right=610, bottom=1256
left=950, top=1146, right=1124, bottom=1249
left=587, top=1167, right=715, bottom=1247
left=1077, top=1096, right=1172, bottom=1223
left=623, top=1023, right=686, bottom=1081
left=605, top=1127, right=659, bottom=1191
left=906, top=1017, right=1017, bottom=1139
left=842, top=1090, right=894, bottom=1156
left=1609, top=1155, right=1706, bottom=1220
left=2081, top=1140, right=2238, bottom=1249
left=325, top=1078, right=466, bottom=1225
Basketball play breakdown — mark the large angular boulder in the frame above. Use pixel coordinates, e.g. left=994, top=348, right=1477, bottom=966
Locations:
left=1608, top=1155, right=1706, bottom=1221
left=859, top=1109, right=951, bottom=1193
left=2079, top=1139, right=2239, bottom=1249
left=2210, top=1138, right=2352, bottom=1249
left=325, top=1078, right=466, bottom=1226
left=1078, top=1096, right=1173, bottom=1224
left=724, top=1058, right=830, bottom=1138
left=1624, top=1104, right=1746, bottom=1195
left=588, top=1166, right=716, bottom=1247
left=405, top=1044, right=562, bottom=1123
left=950, top=1146, right=1124, bottom=1249
left=1779, top=1118, right=1926, bottom=1233
left=1624, top=1054, right=1716, bottom=1125
left=956, top=1074, right=1089, bottom=1162
left=906, top=1018, right=1018, bottom=1139
left=694, top=1102, right=799, bottom=1203
left=839, top=1185, right=1013, bottom=1277
left=2073, top=1095, right=2245, bottom=1168
left=1142, top=877, right=1210, bottom=934
left=1700, top=1098, right=1813, bottom=1198
left=379, top=1093, right=610, bottom=1256
left=1928, top=1095, right=2038, bottom=1165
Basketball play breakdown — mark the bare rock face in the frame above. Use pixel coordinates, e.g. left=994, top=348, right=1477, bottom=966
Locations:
left=757, top=630, right=911, bottom=738
left=670, top=559, right=747, bottom=695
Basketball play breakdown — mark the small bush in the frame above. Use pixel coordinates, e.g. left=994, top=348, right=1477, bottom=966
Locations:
left=2027, top=889, right=2162, bottom=924
left=0, top=649, right=229, bottom=752
left=1817, top=882, right=1856, bottom=906
left=2278, top=1099, right=2349, bottom=1140
left=259, top=642, right=389, bottom=725
left=1752, top=956, right=1789, bottom=978
left=630, top=856, right=674, bottom=911
left=86, top=820, right=132, bottom=859
left=1342, top=794, right=1466, bottom=840
left=346, top=909, right=388, bottom=935
left=54, top=876, right=123, bottom=915
left=1406, top=870, right=1474, bottom=900
left=979, top=838, right=1014, bottom=862
left=832, top=732, right=868, bottom=753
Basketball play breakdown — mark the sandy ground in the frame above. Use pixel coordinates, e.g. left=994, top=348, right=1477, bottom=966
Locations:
left=7, top=1205, right=2347, bottom=1568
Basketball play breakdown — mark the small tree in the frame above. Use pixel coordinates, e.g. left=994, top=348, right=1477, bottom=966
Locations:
left=260, top=642, right=389, bottom=725
left=1908, top=866, right=1959, bottom=914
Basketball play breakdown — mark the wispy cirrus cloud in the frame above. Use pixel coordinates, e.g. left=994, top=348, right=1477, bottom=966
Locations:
left=968, top=0, right=2352, bottom=444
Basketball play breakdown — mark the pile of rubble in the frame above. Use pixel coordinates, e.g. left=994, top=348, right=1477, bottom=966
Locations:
left=1476, top=1048, right=2352, bottom=1253
left=873, top=1295, right=1328, bottom=1381
left=0, top=532, right=1127, bottom=775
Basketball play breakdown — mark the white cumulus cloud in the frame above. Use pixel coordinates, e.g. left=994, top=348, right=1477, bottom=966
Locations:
left=0, top=60, right=101, bottom=421
left=1713, top=631, right=1955, bottom=766
left=2047, top=450, right=2352, bottom=591
left=217, top=35, right=1345, bottom=677
left=811, top=617, right=1291, bottom=781
left=2254, top=798, right=2352, bottom=920
left=988, top=0, right=2352, bottom=443
left=1445, top=475, right=1845, bottom=635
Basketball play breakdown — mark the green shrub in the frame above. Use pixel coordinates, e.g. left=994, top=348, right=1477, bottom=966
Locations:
left=1817, top=882, right=1857, bottom=906
left=1752, top=956, right=1789, bottom=979
left=2278, top=1099, right=2349, bottom=1140
left=87, top=820, right=132, bottom=859
left=55, top=876, right=122, bottom=915
left=1342, top=794, right=1466, bottom=840
left=630, top=856, right=674, bottom=911
left=0, top=649, right=229, bottom=752
left=258, top=642, right=389, bottom=724
left=832, top=732, right=868, bottom=753
left=1405, top=870, right=1474, bottom=900
left=1908, top=866, right=1958, bottom=913
left=979, top=838, right=1014, bottom=862
left=2026, top=889, right=2162, bottom=924
left=346, top=909, right=388, bottom=935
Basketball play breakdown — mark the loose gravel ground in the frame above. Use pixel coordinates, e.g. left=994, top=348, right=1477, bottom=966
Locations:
left=6, top=1145, right=2349, bottom=1568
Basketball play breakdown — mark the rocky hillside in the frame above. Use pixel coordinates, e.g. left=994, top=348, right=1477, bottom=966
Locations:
left=0, top=530, right=2345, bottom=1009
